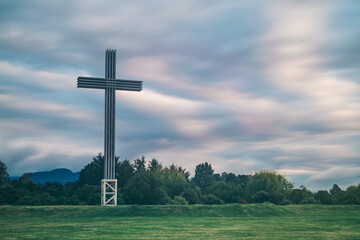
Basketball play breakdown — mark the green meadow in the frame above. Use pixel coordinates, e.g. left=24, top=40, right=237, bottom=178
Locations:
left=0, top=204, right=359, bottom=239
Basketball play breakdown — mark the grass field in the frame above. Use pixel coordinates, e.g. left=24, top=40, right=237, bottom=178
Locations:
left=0, top=203, right=359, bottom=239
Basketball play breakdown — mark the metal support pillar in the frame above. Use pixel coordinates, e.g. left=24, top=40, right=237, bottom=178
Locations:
left=102, top=50, right=117, bottom=206
left=104, top=49, right=116, bottom=180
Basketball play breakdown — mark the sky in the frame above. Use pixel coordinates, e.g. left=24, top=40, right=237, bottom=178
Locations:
left=0, top=0, right=359, bottom=190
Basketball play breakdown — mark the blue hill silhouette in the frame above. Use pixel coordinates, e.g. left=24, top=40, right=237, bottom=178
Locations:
left=10, top=168, right=80, bottom=184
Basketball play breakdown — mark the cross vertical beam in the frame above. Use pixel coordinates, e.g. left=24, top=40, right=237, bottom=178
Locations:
left=104, top=49, right=116, bottom=179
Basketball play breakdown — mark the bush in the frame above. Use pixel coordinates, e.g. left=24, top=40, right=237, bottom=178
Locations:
left=55, top=196, right=81, bottom=205
left=252, top=191, right=270, bottom=203
left=343, top=194, right=359, bottom=205
left=76, top=185, right=100, bottom=205
left=299, top=197, right=319, bottom=204
left=117, top=192, right=125, bottom=205
left=37, top=193, right=56, bottom=205
left=181, top=189, right=200, bottom=204
left=207, top=181, right=243, bottom=203
left=66, top=195, right=81, bottom=205
left=315, top=190, right=333, bottom=205
left=289, top=188, right=313, bottom=204
left=269, top=192, right=285, bottom=204
left=201, top=194, right=224, bottom=204
left=161, top=195, right=173, bottom=205
left=159, top=168, right=188, bottom=198
left=278, top=199, right=292, bottom=205
left=346, top=184, right=360, bottom=201
left=15, top=195, right=40, bottom=205
left=123, top=171, right=166, bottom=205
left=246, top=170, right=293, bottom=196
left=171, top=196, right=189, bottom=205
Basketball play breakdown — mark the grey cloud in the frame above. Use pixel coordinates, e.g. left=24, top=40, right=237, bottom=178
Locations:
left=0, top=0, right=359, bottom=190
left=307, top=166, right=360, bottom=190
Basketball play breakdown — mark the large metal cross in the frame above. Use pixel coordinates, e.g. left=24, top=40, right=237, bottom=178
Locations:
left=77, top=49, right=143, bottom=206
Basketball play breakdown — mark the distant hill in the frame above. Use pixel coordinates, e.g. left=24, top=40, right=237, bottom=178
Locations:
left=10, top=168, right=80, bottom=184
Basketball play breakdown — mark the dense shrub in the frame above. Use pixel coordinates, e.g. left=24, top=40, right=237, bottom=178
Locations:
left=269, top=192, right=285, bottom=204
left=315, top=191, right=333, bottom=205
left=15, top=195, right=40, bottom=206
left=123, top=171, right=166, bottom=205
left=289, top=188, right=313, bottom=204
left=299, top=197, right=318, bottom=204
left=76, top=185, right=100, bottom=205
left=181, top=189, right=200, bottom=204
left=246, top=171, right=293, bottom=196
left=343, top=194, right=359, bottom=205
left=37, top=193, right=56, bottom=205
left=159, top=168, right=188, bottom=198
left=168, top=196, right=189, bottom=205
left=346, top=185, right=360, bottom=202
left=201, top=194, right=224, bottom=204
left=278, top=199, right=292, bottom=205
left=252, top=191, right=270, bottom=203
left=207, top=181, right=243, bottom=203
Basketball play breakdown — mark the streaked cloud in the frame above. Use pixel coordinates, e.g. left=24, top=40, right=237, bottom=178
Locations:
left=0, top=0, right=359, bottom=190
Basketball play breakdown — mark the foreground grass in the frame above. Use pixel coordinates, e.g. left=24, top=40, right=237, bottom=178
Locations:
left=0, top=204, right=359, bottom=239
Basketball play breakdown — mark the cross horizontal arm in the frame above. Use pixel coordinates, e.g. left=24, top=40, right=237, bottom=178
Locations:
left=79, top=76, right=143, bottom=84
left=77, top=76, right=143, bottom=92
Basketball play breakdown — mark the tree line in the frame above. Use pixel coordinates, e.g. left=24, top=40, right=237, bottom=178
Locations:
left=0, top=154, right=359, bottom=205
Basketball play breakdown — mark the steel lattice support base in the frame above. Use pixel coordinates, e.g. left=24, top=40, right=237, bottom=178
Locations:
left=101, top=179, right=117, bottom=206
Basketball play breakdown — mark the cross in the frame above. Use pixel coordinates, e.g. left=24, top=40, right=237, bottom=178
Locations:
left=77, top=49, right=143, bottom=206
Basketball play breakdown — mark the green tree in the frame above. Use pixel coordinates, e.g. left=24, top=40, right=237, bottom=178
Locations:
left=330, top=184, right=342, bottom=195
left=207, top=181, right=243, bottom=203
left=181, top=189, right=200, bottom=204
left=169, top=164, right=190, bottom=181
left=19, top=173, right=39, bottom=192
left=177, top=166, right=190, bottom=181
left=315, top=190, right=333, bottom=205
left=343, top=194, right=359, bottom=204
left=148, top=158, right=162, bottom=171
left=251, top=191, right=270, bottom=203
left=0, top=161, right=9, bottom=188
left=237, top=175, right=250, bottom=189
left=123, top=171, right=166, bottom=205
left=289, top=186, right=313, bottom=204
left=117, top=160, right=134, bottom=189
left=221, top=173, right=250, bottom=188
left=330, top=184, right=345, bottom=204
left=133, top=156, right=146, bottom=172
left=15, top=195, right=40, bottom=206
left=269, top=192, right=286, bottom=204
left=36, top=192, right=56, bottom=205
left=246, top=170, right=293, bottom=196
left=193, top=162, right=215, bottom=191
left=169, top=163, right=177, bottom=170
left=166, top=195, right=189, bottom=205
left=19, top=173, right=32, bottom=183
left=78, top=153, right=120, bottom=185
left=221, top=172, right=237, bottom=183
left=76, top=184, right=100, bottom=205
left=158, top=168, right=188, bottom=198
left=42, top=182, right=64, bottom=198
left=346, top=184, right=360, bottom=201
left=201, top=194, right=224, bottom=204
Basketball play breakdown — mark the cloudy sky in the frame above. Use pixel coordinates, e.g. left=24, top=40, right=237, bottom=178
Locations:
left=0, top=0, right=359, bottom=190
